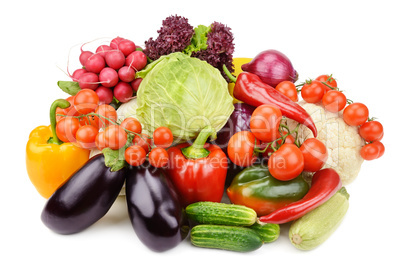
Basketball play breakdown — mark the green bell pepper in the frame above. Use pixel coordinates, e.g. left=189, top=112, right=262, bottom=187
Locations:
left=226, top=165, right=310, bottom=216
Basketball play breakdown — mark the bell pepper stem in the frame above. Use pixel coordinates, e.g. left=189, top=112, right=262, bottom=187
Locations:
left=47, top=99, right=71, bottom=145
left=181, top=126, right=216, bottom=159
left=223, top=64, right=237, bottom=83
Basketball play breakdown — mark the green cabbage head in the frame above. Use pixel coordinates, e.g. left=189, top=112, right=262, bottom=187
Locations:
left=136, top=52, right=234, bottom=142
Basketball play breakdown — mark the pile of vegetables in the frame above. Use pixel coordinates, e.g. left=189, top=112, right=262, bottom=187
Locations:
left=26, top=14, right=385, bottom=253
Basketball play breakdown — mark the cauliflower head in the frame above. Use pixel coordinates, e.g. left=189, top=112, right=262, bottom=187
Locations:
left=285, top=101, right=365, bottom=185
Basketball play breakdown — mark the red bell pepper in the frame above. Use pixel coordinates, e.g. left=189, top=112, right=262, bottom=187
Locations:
left=166, top=126, right=228, bottom=206
left=259, top=168, right=342, bottom=224
left=228, top=70, right=317, bottom=137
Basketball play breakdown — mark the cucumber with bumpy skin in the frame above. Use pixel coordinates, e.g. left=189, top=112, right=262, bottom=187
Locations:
left=185, top=202, right=257, bottom=226
left=249, top=222, right=280, bottom=243
left=289, top=187, right=350, bottom=250
left=191, top=225, right=263, bottom=252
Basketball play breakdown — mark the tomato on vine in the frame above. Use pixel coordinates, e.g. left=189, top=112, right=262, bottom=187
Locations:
left=359, top=120, right=384, bottom=142
left=104, top=125, right=127, bottom=150
left=343, top=102, right=369, bottom=126
left=275, top=81, right=298, bottom=102
left=148, top=147, right=169, bottom=168
left=315, top=74, right=337, bottom=92
left=360, top=141, right=384, bottom=160
left=299, top=138, right=328, bottom=172
left=250, top=104, right=282, bottom=142
left=268, top=143, right=304, bottom=181
left=227, top=131, right=260, bottom=167
left=322, top=90, right=347, bottom=113
left=74, top=89, right=99, bottom=115
left=56, top=117, right=80, bottom=143
left=301, top=80, right=326, bottom=103
left=133, top=134, right=152, bottom=154
left=125, top=145, right=147, bottom=166
left=120, top=117, right=142, bottom=134
left=153, top=126, right=173, bottom=148
left=95, top=104, right=117, bottom=128
left=76, top=125, right=98, bottom=149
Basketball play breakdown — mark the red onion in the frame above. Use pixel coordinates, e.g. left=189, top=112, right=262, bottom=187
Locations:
left=241, top=49, right=298, bottom=88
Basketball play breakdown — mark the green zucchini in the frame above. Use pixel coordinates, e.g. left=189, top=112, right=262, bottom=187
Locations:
left=191, top=225, right=263, bottom=252
left=185, top=202, right=257, bottom=226
left=289, top=187, right=350, bottom=250
left=249, top=222, right=280, bottom=243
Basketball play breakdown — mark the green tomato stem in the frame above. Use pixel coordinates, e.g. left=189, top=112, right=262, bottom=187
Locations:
left=181, top=126, right=216, bottom=159
left=47, top=99, right=71, bottom=145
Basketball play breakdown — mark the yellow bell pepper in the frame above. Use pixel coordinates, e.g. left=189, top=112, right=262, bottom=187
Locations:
left=26, top=99, right=89, bottom=198
left=228, top=58, right=252, bottom=103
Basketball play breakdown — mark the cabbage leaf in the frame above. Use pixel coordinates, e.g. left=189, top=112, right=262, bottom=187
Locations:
left=136, top=52, right=234, bottom=142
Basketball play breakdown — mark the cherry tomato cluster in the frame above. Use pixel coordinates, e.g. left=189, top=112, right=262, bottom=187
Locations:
left=71, top=36, right=147, bottom=105
left=227, top=104, right=328, bottom=181
left=55, top=88, right=174, bottom=168
left=275, top=74, right=385, bottom=161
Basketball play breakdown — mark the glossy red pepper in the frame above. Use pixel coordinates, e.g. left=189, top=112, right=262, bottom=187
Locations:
left=259, top=168, right=342, bottom=224
left=233, top=72, right=317, bottom=137
left=166, top=126, right=228, bottom=206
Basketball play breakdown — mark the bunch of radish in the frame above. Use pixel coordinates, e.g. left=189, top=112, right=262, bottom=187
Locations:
left=70, top=37, right=147, bottom=104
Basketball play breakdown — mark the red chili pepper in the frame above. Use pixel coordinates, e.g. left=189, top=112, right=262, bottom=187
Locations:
left=233, top=72, right=317, bottom=137
left=259, top=168, right=342, bottom=224
left=166, top=126, right=228, bottom=206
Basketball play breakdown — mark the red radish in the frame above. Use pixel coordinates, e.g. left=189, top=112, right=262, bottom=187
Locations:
left=95, top=86, right=114, bottom=104
left=79, top=51, right=93, bottom=66
left=125, top=51, right=147, bottom=71
left=131, top=78, right=143, bottom=92
left=72, top=68, right=88, bottom=82
left=110, top=37, right=125, bottom=49
left=96, top=45, right=113, bottom=58
left=118, top=66, right=136, bottom=82
left=118, top=40, right=136, bottom=56
left=85, top=54, right=105, bottom=73
left=99, top=67, right=119, bottom=88
left=78, top=72, right=99, bottom=90
left=114, top=82, right=133, bottom=103
left=105, top=50, right=125, bottom=70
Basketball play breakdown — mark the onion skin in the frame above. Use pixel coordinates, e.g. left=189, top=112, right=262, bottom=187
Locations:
left=242, top=50, right=298, bottom=88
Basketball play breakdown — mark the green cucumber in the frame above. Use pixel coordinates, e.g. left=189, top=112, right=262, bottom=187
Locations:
left=191, top=225, right=263, bottom=252
left=249, top=222, right=280, bottom=243
left=289, top=187, right=350, bottom=250
left=185, top=202, right=257, bottom=226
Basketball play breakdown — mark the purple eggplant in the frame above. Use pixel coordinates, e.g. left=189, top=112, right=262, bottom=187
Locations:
left=41, top=154, right=126, bottom=235
left=126, top=164, right=189, bottom=252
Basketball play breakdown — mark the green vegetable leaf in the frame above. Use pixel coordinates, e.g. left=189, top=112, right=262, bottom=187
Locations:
left=102, top=134, right=134, bottom=172
left=183, top=24, right=211, bottom=55
left=57, top=81, right=81, bottom=96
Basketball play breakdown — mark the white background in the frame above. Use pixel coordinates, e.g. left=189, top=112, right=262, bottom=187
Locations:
left=1, top=0, right=401, bottom=267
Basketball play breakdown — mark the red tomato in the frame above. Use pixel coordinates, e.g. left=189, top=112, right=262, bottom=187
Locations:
left=125, top=145, right=146, bottom=166
left=268, top=144, right=304, bottom=181
left=120, top=117, right=142, bottom=134
left=133, top=134, right=152, bottom=154
left=299, top=138, right=328, bottom=172
left=315, top=74, right=337, bottom=93
left=322, top=90, right=347, bottom=113
left=95, top=104, right=117, bottom=129
left=227, top=131, right=260, bottom=167
left=74, top=89, right=99, bottom=114
left=148, top=147, right=169, bottom=168
left=361, top=141, right=385, bottom=160
left=79, top=114, right=99, bottom=129
left=250, top=104, right=282, bottom=142
left=95, top=131, right=107, bottom=151
left=56, top=96, right=78, bottom=122
left=153, top=127, right=173, bottom=148
left=359, top=121, right=384, bottom=142
left=56, top=117, right=80, bottom=143
left=301, top=80, right=326, bottom=103
left=275, top=81, right=298, bottom=102
left=104, top=125, right=127, bottom=150
left=75, top=125, right=98, bottom=149
left=343, top=103, right=369, bottom=126
left=261, top=131, right=295, bottom=158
